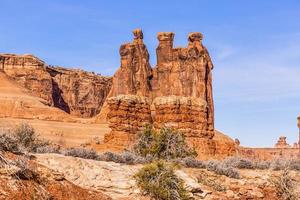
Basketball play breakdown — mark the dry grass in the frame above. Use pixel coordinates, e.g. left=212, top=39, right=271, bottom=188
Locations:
left=270, top=169, right=299, bottom=200
left=0, top=123, right=58, bottom=154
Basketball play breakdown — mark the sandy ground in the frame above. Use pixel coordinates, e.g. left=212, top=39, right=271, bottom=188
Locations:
left=0, top=118, right=111, bottom=147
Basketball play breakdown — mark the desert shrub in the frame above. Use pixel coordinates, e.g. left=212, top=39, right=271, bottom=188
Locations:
left=269, top=159, right=300, bottom=171
left=0, top=133, right=19, bottom=152
left=134, top=125, right=156, bottom=157
left=288, top=160, right=300, bottom=171
left=223, top=156, right=253, bottom=169
left=197, top=172, right=226, bottom=192
left=13, top=157, right=39, bottom=181
left=0, top=123, right=53, bottom=153
left=64, top=147, right=99, bottom=160
left=270, top=169, right=299, bottom=200
left=176, top=157, right=206, bottom=169
left=98, top=151, right=149, bottom=164
left=134, top=127, right=197, bottom=160
left=35, top=145, right=61, bottom=154
left=134, top=161, right=190, bottom=200
left=206, top=160, right=240, bottom=179
left=253, top=160, right=271, bottom=170
left=270, top=158, right=290, bottom=171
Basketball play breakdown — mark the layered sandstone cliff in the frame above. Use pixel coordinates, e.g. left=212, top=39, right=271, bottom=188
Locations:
left=0, top=54, right=112, bottom=118
left=104, top=95, right=152, bottom=147
left=103, top=29, right=218, bottom=158
left=0, top=72, right=75, bottom=122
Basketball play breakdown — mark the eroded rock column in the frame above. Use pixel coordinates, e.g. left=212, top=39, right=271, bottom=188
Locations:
left=104, top=29, right=153, bottom=147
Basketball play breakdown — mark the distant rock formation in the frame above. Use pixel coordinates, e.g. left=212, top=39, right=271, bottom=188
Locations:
left=275, top=136, right=291, bottom=148
left=0, top=54, right=112, bottom=118
left=103, top=29, right=217, bottom=158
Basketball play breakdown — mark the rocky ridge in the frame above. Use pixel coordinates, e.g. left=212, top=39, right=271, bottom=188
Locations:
left=0, top=53, right=112, bottom=118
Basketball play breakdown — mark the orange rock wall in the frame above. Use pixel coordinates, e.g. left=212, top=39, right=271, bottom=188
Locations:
left=104, top=95, right=152, bottom=147
left=0, top=54, right=112, bottom=118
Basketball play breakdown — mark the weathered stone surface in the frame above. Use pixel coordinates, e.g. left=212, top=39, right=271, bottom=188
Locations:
left=0, top=72, right=75, bottom=122
left=213, top=130, right=237, bottom=159
left=103, top=29, right=217, bottom=158
left=36, top=153, right=294, bottom=200
left=0, top=152, right=111, bottom=200
left=104, top=95, right=152, bottom=147
left=152, top=96, right=210, bottom=137
left=47, top=67, right=112, bottom=117
left=0, top=54, right=53, bottom=105
left=152, top=32, right=214, bottom=132
left=108, top=29, right=152, bottom=97
left=0, top=54, right=112, bottom=118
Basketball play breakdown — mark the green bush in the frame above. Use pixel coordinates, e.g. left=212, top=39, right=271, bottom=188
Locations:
left=134, top=161, right=190, bottom=200
left=134, top=126, right=197, bottom=160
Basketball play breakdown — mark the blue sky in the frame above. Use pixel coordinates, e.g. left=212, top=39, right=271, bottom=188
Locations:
left=1, top=0, right=300, bottom=147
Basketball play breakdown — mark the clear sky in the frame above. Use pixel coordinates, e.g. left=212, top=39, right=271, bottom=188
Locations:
left=1, top=0, right=299, bottom=147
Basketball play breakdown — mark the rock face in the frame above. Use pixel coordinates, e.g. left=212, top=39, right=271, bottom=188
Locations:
left=275, top=136, right=291, bottom=148
left=152, top=32, right=214, bottom=131
left=0, top=54, right=112, bottom=118
left=104, top=29, right=217, bottom=158
left=0, top=72, right=76, bottom=122
left=36, top=153, right=289, bottom=200
left=104, top=95, right=152, bottom=147
left=0, top=152, right=111, bottom=200
left=213, top=130, right=237, bottom=159
left=108, top=29, right=152, bottom=97
left=0, top=54, right=53, bottom=105
left=47, top=67, right=112, bottom=117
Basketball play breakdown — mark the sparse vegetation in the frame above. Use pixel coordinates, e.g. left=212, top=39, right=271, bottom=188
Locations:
left=0, top=123, right=57, bottom=153
left=175, top=157, right=206, bottom=169
left=206, top=160, right=240, bottom=179
left=134, top=161, right=190, bottom=200
left=223, top=156, right=253, bottom=169
left=197, top=172, right=226, bottom=192
left=270, top=169, right=299, bottom=200
left=13, top=157, right=39, bottom=181
left=99, top=151, right=148, bottom=164
left=134, top=126, right=197, bottom=160
left=64, top=147, right=99, bottom=160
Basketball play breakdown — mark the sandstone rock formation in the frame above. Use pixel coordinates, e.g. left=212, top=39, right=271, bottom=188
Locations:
left=47, top=66, right=112, bottom=117
left=104, top=95, right=152, bottom=147
left=0, top=152, right=111, bottom=200
left=103, top=29, right=217, bottom=158
left=0, top=54, right=112, bottom=118
left=275, top=136, right=291, bottom=148
left=213, top=130, right=237, bottom=159
left=152, top=32, right=214, bottom=132
left=108, top=29, right=152, bottom=97
left=0, top=54, right=53, bottom=104
left=0, top=72, right=75, bottom=122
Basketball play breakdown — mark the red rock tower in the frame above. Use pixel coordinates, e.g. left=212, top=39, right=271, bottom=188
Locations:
left=104, top=29, right=216, bottom=158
